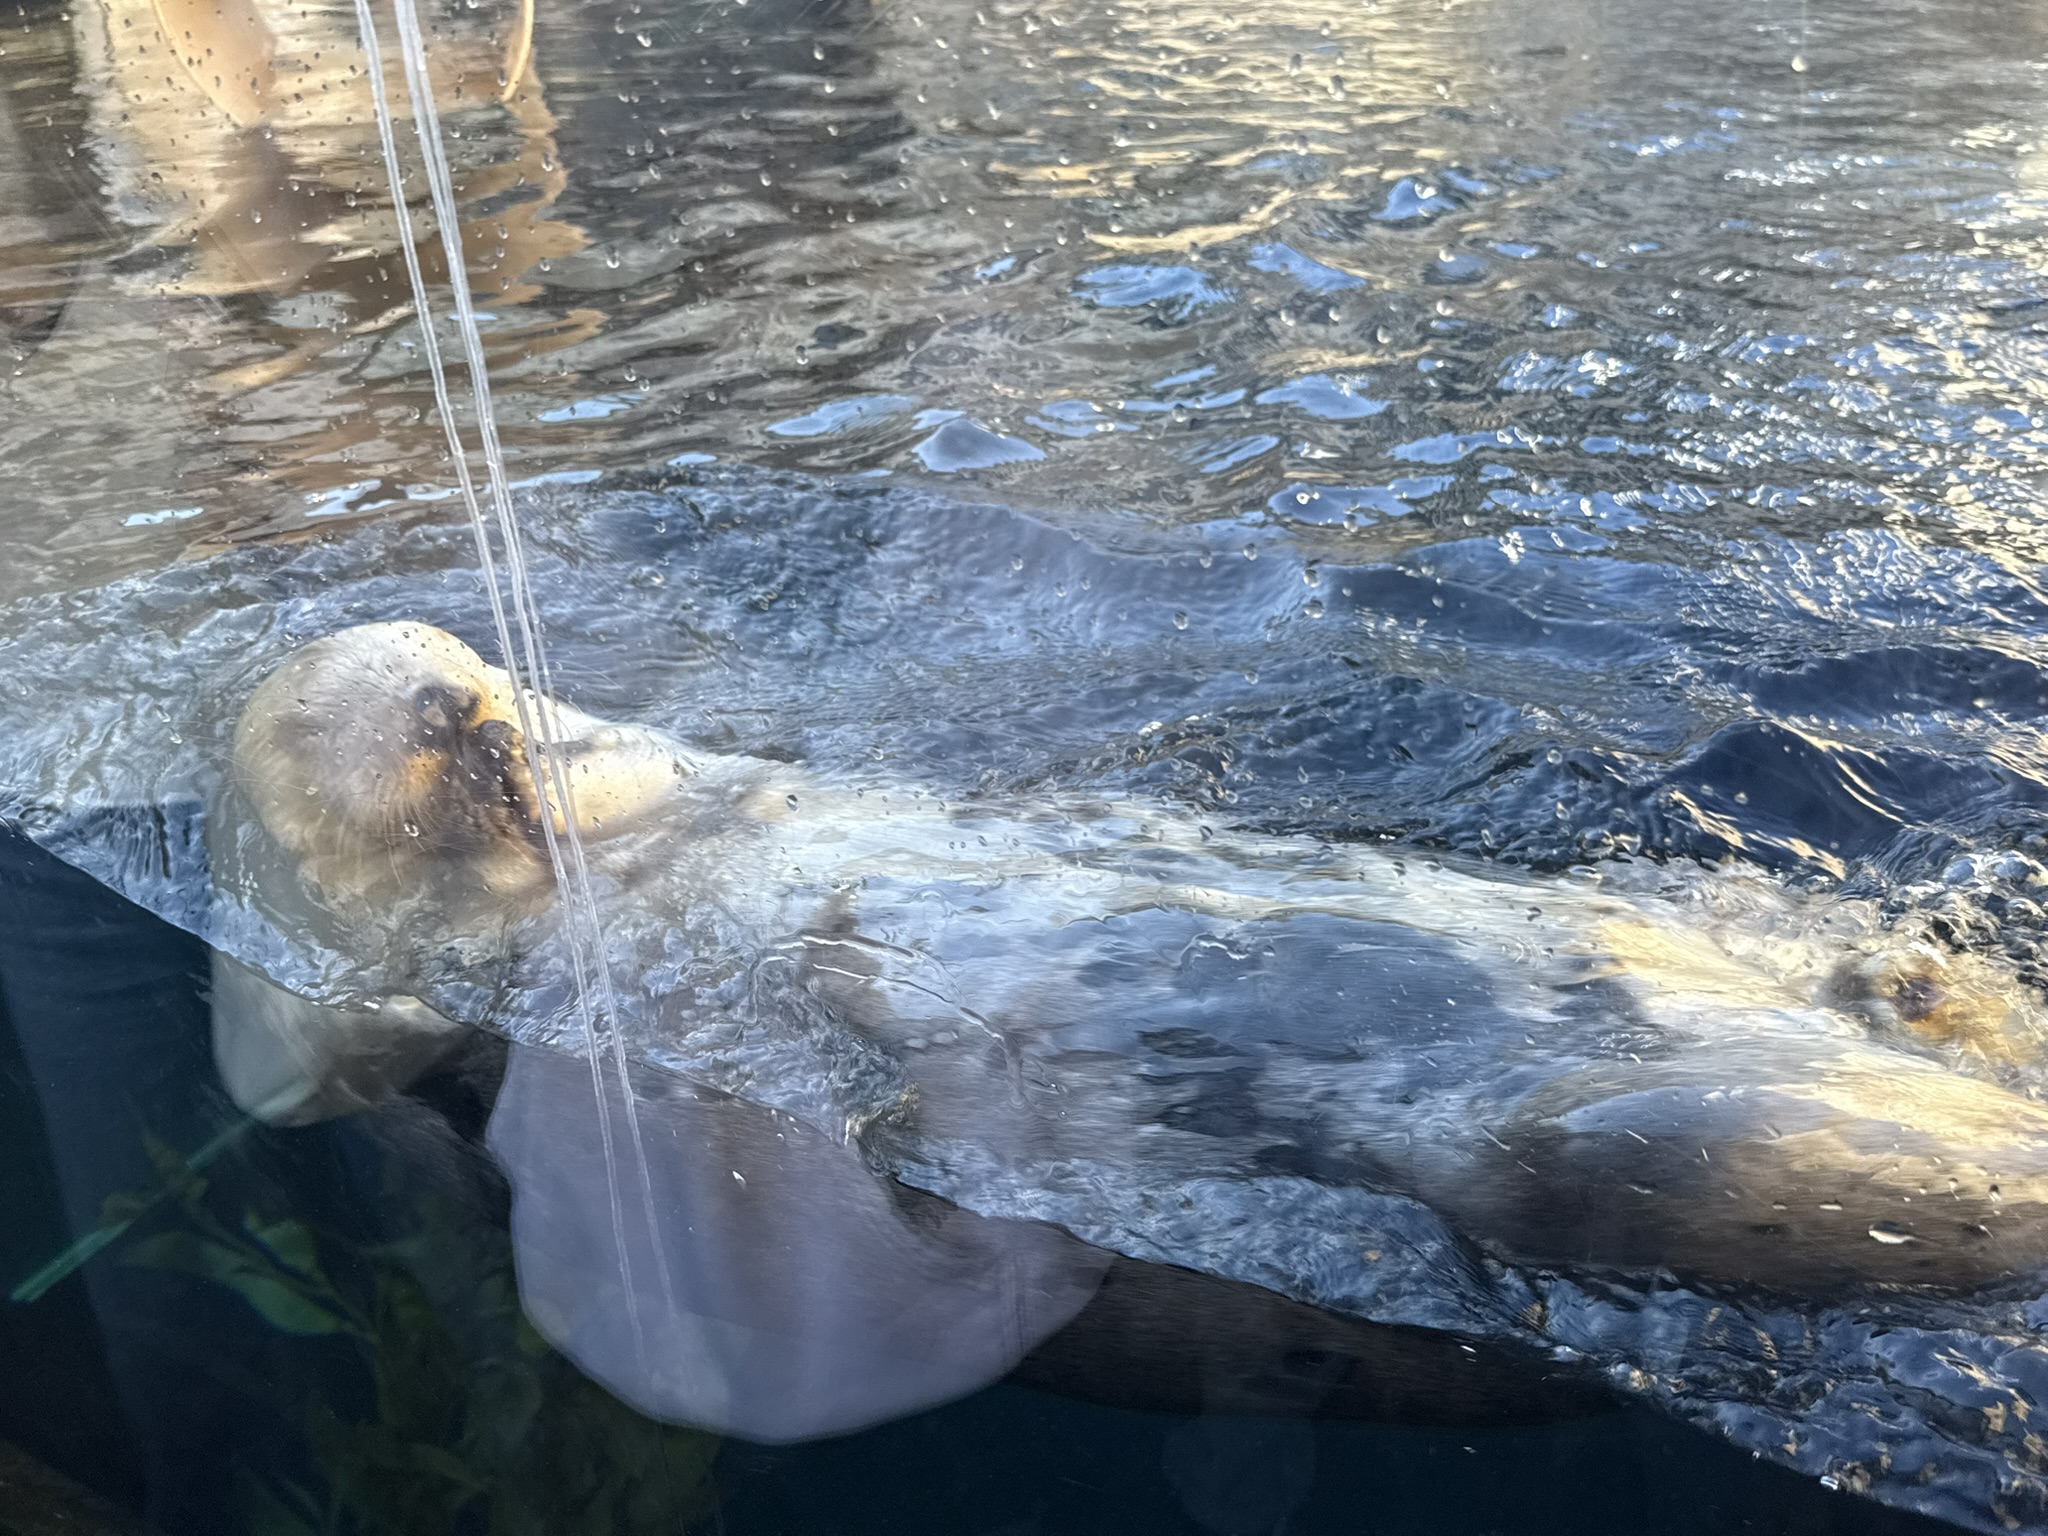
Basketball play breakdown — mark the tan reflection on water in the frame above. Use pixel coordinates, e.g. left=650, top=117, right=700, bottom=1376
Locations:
left=0, top=0, right=591, bottom=581
left=77, top=0, right=580, bottom=311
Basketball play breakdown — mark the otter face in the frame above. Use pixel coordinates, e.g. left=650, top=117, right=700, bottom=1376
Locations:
left=233, top=622, right=697, bottom=912
left=1824, top=943, right=2045, bottom=1067
left=232, top=622, right=552, bottom=904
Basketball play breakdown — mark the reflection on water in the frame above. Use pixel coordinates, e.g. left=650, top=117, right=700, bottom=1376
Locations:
left=3, top=0, right=591, bottom=560
left=79, top=0, right=562, bottom=310
left=5, top=0, right=2048, bottom=584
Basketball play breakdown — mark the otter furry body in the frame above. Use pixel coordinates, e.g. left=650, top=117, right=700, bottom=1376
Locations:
left=223, top=623, right=2048, bottom=1303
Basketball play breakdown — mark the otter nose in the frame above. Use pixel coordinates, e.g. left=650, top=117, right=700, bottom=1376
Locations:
left=473, top=717, right=518, bottom=759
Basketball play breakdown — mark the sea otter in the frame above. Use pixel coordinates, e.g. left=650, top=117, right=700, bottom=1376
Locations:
left=215, top=620, right=2048, bottom=1440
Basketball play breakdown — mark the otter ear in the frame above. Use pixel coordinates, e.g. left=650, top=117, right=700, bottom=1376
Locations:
left=487, top=1045, right=1109, bottom=1441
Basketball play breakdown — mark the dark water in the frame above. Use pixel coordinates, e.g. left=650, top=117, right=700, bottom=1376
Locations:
left=0, top=823, right=1947, bottom=1536
left=7, top=0, right=2048, bottom=1531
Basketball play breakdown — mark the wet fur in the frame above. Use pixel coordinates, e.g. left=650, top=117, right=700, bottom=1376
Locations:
left=226, top=623, right=2048, bottom=1300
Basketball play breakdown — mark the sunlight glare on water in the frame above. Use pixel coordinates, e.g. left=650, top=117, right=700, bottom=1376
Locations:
left=3, top=0, right=2047, bottom=587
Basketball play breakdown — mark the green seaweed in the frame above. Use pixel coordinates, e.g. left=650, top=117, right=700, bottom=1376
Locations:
left=101, top=1124, right=721, bottom=1536
left=7, top=1119, right=254, bottom=1304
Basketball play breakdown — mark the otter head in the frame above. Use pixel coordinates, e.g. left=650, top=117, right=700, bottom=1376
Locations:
left=1824, top=940, right=2048, bottom=1069
left=232, top=622, right=553, bottom=907
left=234, top=623, right=697, bottom=916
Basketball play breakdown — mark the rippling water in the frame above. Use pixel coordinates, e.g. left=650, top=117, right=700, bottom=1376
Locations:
left=6, top=0, right=2048, bottom=581
left=8, top=0, right=2048, bottom=1531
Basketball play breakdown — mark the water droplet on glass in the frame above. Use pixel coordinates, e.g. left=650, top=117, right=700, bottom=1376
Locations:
left=1303, top=599, right=1325, bottom=618
left=403, top=820, right=421, bottom=837
left=1172, top=611, right=1189, bottom=630
left=1789, top=53, right=1807, bottom=72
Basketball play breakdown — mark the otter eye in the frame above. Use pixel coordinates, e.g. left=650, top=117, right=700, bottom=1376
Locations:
left=411, top=684, right=468, bottom=743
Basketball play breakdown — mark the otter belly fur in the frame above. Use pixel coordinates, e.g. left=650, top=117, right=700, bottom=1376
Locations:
left=217, top=621, right=2048, bottom=1432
